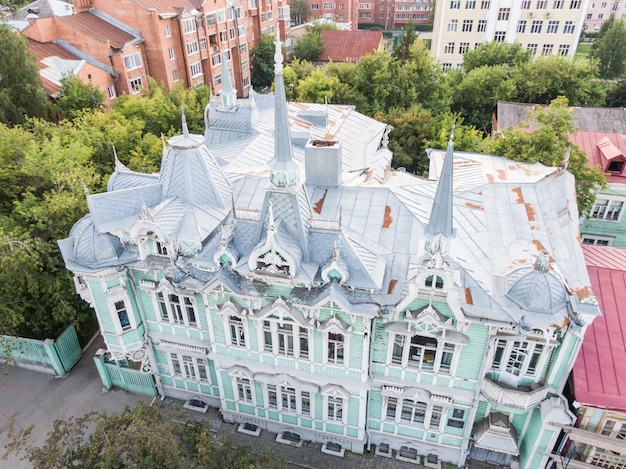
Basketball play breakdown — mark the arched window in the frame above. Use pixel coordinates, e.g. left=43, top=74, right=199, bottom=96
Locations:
left=425, top=275, right=444, bottom=289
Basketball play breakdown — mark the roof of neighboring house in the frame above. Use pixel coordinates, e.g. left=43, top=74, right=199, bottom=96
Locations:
left=125, top=0, right=202, bottom=15
left=14, top=0, right=74, bottom=20
left=574, top=245, right=626, bottom=412
left=57, top=11, right=141, bottom=50
left=569, top=131, right=626, bottom=183
left=495, top=101, right=626, bottom=134
left=318, top=30, right=382, bottom=63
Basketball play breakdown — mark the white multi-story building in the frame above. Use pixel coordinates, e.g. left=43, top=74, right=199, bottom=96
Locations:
left=432, top=0, right=590, bottom=69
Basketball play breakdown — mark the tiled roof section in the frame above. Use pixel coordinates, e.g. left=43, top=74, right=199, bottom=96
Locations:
left=573, top=245, right=626, bottom=412
left=131, top=0, right=202, bottom=14
left=318, top=30, right=383, bottom=62
left=58, top=11, right=139, bottom=49
left=27, top=38, right=81, bottom=96
left=27, top=37, right=78, bottom=60
left=568, top=131, right=626, bottom=183
left=495, top=101, right=626, bottom=134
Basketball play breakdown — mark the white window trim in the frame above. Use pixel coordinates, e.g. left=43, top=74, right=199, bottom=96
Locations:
left=124, top=52, right=142, bottom=71
left=590, top=196, right=624, bottom=222
left=322, top=385, right=350, bottom=424
left=106, top=288, right=137, bottom=334
left=168, top=352, right=210, bottom=383
left=165, top=24, right=172, bottom=38
left=388, top=332, right=459, bottom=374
left=491, top=337, right=552, bottom=381
left=582, top=234, right=614, bottom=246
left=154, top=291, right=199, bottom=328
left=227, top=315, right=249, bottom=348
left=382, top=392, right=450, bottom=432
left=261, top=318, right=310, bottom=359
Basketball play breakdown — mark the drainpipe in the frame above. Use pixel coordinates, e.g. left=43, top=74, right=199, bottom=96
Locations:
left=365, top=315, right=377, bottom=452
left=125, top=267, right=166, bottom=399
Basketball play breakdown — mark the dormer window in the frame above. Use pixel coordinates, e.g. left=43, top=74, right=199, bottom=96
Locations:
left=257, top=249, right=290, bottom=274
left=607, top=160, right=624, bottom=173
left=425, top=275, right=444, bottom=289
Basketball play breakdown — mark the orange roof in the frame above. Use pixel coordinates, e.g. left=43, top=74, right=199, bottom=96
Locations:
left=318, top=30, right=382, bottom=63
left=58, top=11, right=139, bottom=50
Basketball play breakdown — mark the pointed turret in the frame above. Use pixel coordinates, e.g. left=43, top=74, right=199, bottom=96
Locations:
left=425, top=127, right=456, bottom=238
left=269, top=32, right=299, bottom=188
left=220, top=51, right=237, bottom=108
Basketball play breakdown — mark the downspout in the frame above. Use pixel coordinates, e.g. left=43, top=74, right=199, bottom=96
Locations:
left=365, top=315, right=377, bottom=452
left=178, top=17, right=191, bottom=87
left=124, top=267, right=166, bottom=399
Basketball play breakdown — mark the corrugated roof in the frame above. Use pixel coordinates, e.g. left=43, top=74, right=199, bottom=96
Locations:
left=573, top=245, right=626, bottom=412
left=58, top=11, right=139, bottom=49
left=569, top=131, right=626, bottom=183
left=318, top=30, right=383, bottom=63
left=130, top=0, right=202, bottom=15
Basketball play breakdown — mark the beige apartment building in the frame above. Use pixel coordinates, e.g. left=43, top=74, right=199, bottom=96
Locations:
left=432, top=0, right=589, bottom=69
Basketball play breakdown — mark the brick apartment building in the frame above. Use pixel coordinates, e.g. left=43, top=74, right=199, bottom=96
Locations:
left=356, top=0, right=431, bottom=29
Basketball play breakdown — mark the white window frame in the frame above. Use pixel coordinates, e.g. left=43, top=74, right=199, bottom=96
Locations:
left=462, top=19, right=473, bottom=31
left=591, top=197, right=624, bottom=221
left=187, top=40, right=199, bottom=55
left=518, top=20, right=527, bottom=33
left=491, top=338, right=552, bottom=380
left=477, top=19, right=487, bottom=32
left=183, top=17, right=196, bottom=34
left=326, top=331, right=345, bottom=364
left=558, top=44, right=570, bottom=56
left=165, top=24, right=172, bottom=38
left=124, top=52, right=142, bottom=71
left=106, top=290, right=137, bottom=334
left=582, top=235, right=613, bottom=246
left=266, top=384, right=312, bottom=416
left=547, top=20, right=559, bottom=33
left=172, top=69, right=179, bottom=82
left=129, top=76, right=143, bottom=94
left=190, top=62, right=203, bottom=78
left=448, top=19, right=458, bottom=32
left=107, top=85, right=116, bottom=99
left=236, top=376, right=253, bottom=403
left=228, top=316, right=247, bottom=347
left=262, top=319, right=310, bottom=359
left=383, top=395, right=448, bottom=432
left=169, top=48, right=175, bottom=60
left=389, top=333, right=457, bottom=374
left=169, top=352, right=210, bottom=383
left=564, top=20, right=575, bottom=33
left=155, top=292, right=198, bottom=327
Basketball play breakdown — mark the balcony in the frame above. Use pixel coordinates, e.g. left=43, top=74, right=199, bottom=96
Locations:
left=481, top=376, right=549, bottom=410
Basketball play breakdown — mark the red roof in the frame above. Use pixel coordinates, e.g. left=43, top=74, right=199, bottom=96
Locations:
left=573, top=245, right=626, bottom=412
left=318, top=30, right=382, bottom=63
left=569, top=131, right=626, bottom=184
left=58, top=12, right=139, bottom=50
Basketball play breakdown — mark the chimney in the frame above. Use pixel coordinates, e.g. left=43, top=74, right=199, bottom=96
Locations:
left=74, top=0, right=94, bottom=13
left=305, top=139, right=342, bottom=187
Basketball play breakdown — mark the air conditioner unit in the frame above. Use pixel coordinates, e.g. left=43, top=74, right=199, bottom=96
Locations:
left=546, top=12, right=552, bottom=17
left=529, top=11, right=535, bottom=17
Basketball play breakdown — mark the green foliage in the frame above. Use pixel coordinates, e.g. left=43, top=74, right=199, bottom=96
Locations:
left=306, top=21, right=339, bottom=34
left=297, top=68, right=337, bottom=103
left=591, top=15, right=626, bottom=79
left=462, top=42, right=532, bottom=72
left=290, top=0, right=311, bottom=25
left=606, top=78, right=626, bottom=106
left=0, top=24, right=48, bottom=126
left=53, top=74, right=104, bottom=121
left=291, top=32, right=325, bottom=62
left=393, top=20, right=417, bottom=62
left=3, top=402, right=286, bottom=469
left=251, top=33, right=276, bottom=90
left=511, top=56, right=605, bottom=106
left=487, top=97, right=606, bottom=214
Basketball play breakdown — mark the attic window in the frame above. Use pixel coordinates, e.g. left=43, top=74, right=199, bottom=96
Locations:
left=607, top=161, right=624, bottom=173
left=425, top=275, right=444, bottom=289
left=257, top=249, right=290, bottom=274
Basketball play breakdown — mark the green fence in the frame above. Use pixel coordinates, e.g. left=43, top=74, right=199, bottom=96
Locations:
left=0, top=324, right=82, bottom=377
left=94, top=351, right=157, bottom=396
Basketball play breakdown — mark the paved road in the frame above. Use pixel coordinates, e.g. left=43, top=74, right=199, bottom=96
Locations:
left=0, top=336, right=459, bottom=469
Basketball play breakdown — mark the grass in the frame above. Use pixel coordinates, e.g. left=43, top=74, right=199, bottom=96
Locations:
left=576, top=42, right=593, bottom=57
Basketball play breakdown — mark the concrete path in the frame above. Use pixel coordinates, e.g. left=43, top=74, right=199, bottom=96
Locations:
left=1, top=336, right=461, bottom=469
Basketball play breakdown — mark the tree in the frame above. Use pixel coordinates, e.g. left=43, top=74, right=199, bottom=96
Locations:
left=591, top=15, right=626, bottom=79
left=291, top=32, right=325, bottom=62
left=462, top=42, right=532, bottom=72
left=290, top=0, right=311, bottom=25
left=53, top=74, right=104, bottom=121
left=510, top=56, right=605, bottom=106
left=606, top=78, right=626, bottom=106
left=3, top=402, right=286, bottom=469
left=251, top=33, right=276, bottom=90
left=487, top=97, right=606, bottom=215
left=296, top=68, right=337, bottom=103
left=0, top=24, right=48, bottom=126
left=392, top=20, right=417, bottom=62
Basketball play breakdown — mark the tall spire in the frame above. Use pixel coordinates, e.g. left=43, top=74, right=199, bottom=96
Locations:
left=425, top=127, right=455, bottom=238
left=220, top=51, right=237, bottom=108
left=269, top=29, right=299, bottom=188
left=181, top=107, right=189, bottom=138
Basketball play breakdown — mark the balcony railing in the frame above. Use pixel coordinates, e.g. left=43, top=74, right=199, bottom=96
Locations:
left=481, top=376, right=549, bottom=410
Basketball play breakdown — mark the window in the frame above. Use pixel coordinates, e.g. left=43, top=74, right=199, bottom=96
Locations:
left=558, top=44, right=570, bottom=55
left=312, top=3, right=319, bottom=9
left=466, top=0, right=476, bottom=8
left=241, top=60, right=249, bottom=72
left=608, top=160, right=625, bottom=172
left=564, top=20, right=575, bottom=33
left=327, top=396, right=343, bottom=421
left=450, top=0, right=461, bottom=8
left=237, top=377, right=253, bottom=402
left=537, top=0, right=547, bottom=8
left=598, top=13, right=605, bottom=19
left=459, top=42, right=470, bottom=54
left=242, top=76, right=250, bottom=88
left=229, top=316, right=246, bottom=346
left=214, top=74, right=222, bottom=86
left=401, top=399, right=427, bottom=425
left=613, top=1, right=620, bottom=10
left=492, top=339, right=551, bottom=379
left=518, top=20, right=527, bottom=33
left=217, top=9, right=226, bottom=23
left=462, top=19, right=473, bottom=31
left=547, top=20, right=559, bottom=33
left=542, top=44, right=553, bottom=54
left=172, top=69, right=179, bottom=81
left=190, top=62, right=202, bottom=77
left=481, top=0, right=490, bottom=8
left=108, top=85, right=116, bottom=99
left=444, top=42, right=455, bottom=54
left=447, top=408, right=466, bottom=428
left=170, top=353, right=209, bottom=382
left=478, top=19, right=487, bottom=32
left=115, top=300, right=131, bottom=331
left=531, top=20, right=543, bottom=33
left=229, top=27, right=236, bottom=39
left=554, top=0, right=564, bottom=7
left=494, top=31, right=506, bottom=42
left=582, top=236, right=612, bottom=246
left=187, top=40, right=199, bottom=55
left=156, top=292, right=197, bottom=326
left=262, top=319, right=310, bottom=358
left=196, top=16, right=204, bottom=29
left=390, top=333, right=455, bottom=373
left=183, top=17, right=196, bottom=34
left=327, top=332, right=344, bottom=364
left=165, top=25, right=171, bottom=37
left=169, top=48, right=175, bottom=60
left=323, top=1, right=333, bottom=7
left=219, top=30, right=228, bottom=43
left=498, top=7, right=510, bottom=20
left=442, top=63, right=453, bottom=71
left=527, top=43, right=538, bottom=54
left=591, top=198, right=624, bottom=220
left=211, top=53, right=222, bottom=67
left=130, top=77, right=143, bottom=94
left=199, top=37, right=207, bottom=50
left=570, top=0, right=581, bottom=8
left=448, top=19, right=458, bottom=32
left=124, top=52, right=142, bottom=71
left=240, top=43, right=247, bottom=54
left=522, top=0, right=531, bottom=8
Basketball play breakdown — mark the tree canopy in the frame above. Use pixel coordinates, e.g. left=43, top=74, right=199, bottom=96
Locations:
left=251, top=33, right=276, bottom=90
left=592, top=15, right=626, bottom=79
left=3, top=402, right=286, bottom=469
left=291, top=32, right=325, bottom=62
left=462, top=42, right=532, bottom=72
left=289, top=0, right=311, bottom=25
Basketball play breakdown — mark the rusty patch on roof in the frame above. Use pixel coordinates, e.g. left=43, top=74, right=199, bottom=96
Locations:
left=511, top=187, right=523, bottom=203
left=572, top=285, right=595, bottom=302
left=313, top=189, right=327, bottom=215
left=382, top=205, right=393, bottom=228
left=532, top=239, right=547, bottom=254
left=497, top=169, right=507, bottom=180
left=388, top=279, right=398, bottom=294
left=465, top=202, right=484, bottom=210
left=486, top=174, right=494, bottom=182
left=464, top=287, right=473, bottom=305
left=525, top=203, right=536, bottom=221
left=364, top=170, right=373, bottom=182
